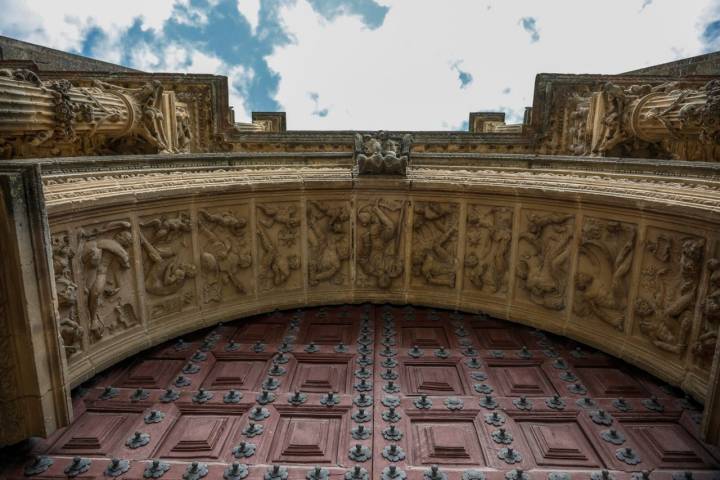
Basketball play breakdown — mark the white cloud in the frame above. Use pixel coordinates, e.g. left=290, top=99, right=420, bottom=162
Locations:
left=267, top=0, right=715, bottom=130
left=236, top=0, right=261, bottom=33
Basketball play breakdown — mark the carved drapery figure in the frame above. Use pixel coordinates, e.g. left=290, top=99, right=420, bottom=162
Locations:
left=567, top=80, right=720, bottom=161
left=256, top=203, right=301, bottom=290
left=573, top=219, right=636, bottom=330
left=411, top=202, right=459, bottom=288
left=0, top=69, right=192, bottom=158
left=354, top=131, right=413, bottom=175
left=516, top=212, right=575, bottom=310
left=635, top=232, right=705, bottom=355
left=692, top=258, right=720, bottom=364
left=140, top=213, right=196, bottom=317
left=307, top=200, right=351, bottom=287
left=198, top=209, right=252, bottom=303
left=357, top=199, right=406, bottom=289
left=52, top=233, right=83, bottom=356
left=78, top=221, right=137, bottom=340
left=464, top=206, right=513, bottom=294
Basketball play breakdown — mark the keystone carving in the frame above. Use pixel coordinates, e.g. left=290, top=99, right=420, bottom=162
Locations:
left=198, top=208, right=253, bottom=303
left=692, top=257, right=720, bottom=365
left=635, top=229, right=705, bottom=355
left=464, top=205, right=513, bottom=295
left=573, top=218, right=637, bottom=330
left=52, top=233, right=83, bottom=357
left=568, top=80, right=720, bottom=161
left=356, top=198, right=407, bottom=289
left=78, top=220, right=138, bottom=341
left=411, top=202, right=459, bottom=288
left=140, top=212, right=197, bottom=318
left=354, top=131, right=412, bottom=175
left=307, top=200, right=351, bottom=287
left=516, top=211, right=575, bottom=310
left=256, top=203, right=301, bottom=291
left=0, top=69, right=192, bottom=158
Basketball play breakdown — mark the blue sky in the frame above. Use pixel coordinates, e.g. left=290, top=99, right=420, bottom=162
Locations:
left=1, top=0, right=719, bottom=130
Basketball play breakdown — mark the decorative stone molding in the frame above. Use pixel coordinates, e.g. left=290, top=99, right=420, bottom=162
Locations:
left=0, top=69, right=193, bottom=158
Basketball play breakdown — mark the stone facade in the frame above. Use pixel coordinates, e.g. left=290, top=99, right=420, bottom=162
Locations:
left=0, top=37, right=719, bottom=450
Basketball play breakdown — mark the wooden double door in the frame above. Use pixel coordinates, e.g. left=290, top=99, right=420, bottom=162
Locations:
left=12, top=305, right=720, bottom=479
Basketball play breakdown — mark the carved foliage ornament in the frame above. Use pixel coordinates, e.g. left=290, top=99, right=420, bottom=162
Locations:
left=52, top=233, right=82, bottom=357
left=354, top=131, right=412, bottom=175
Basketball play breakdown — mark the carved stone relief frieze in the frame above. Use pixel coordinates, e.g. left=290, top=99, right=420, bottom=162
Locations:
left=256, top=202, right=302, bottom=291
left=692, top=248, right=720, bottom=368
left=635, top=228, right=705, bottom=355
left=78, top=220, right=139, bottom=341
left=463, top=205, right=513, bottom=295
left=307, top=200, right=351, bottom=288
left=356, top=198, right=407, bottom=289
left=515, top=210, right=575, bottom=310
left=573, top=217, right=637, bottom=331
left=411, top=201, right=459, bottom=288
left=139, top=212, right=196, bottom=319
left=51, top=232, right=83, bottom=358
left=198, top=207, right=253, bottom=304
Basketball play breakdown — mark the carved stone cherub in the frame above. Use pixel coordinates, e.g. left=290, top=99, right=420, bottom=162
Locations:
left=355, top=131, right=413, bottom=175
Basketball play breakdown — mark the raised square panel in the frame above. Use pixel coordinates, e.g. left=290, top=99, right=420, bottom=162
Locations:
left=487, top=360, right=557, bottom=397
left=575, top=367, right=649, bottom=398
left=474, top=327, right=523, bottom=349
left=399, top=325, right=450, bottom=348
left=233, top=321, right=286, bottom=344
left=409, top=418, right=486, bottom=466
left=157, top=415, right=233, bottom=459
left=401, top=361, right=469, bottom=396
left=622, top=421, right=719, bottom=469
left=116, top=359, right=183, bottom=389
left=202, top=358, right=268, bottom=390
left=51, top=412, right=135, bottom=455
left=288, top=355, right=351, bottom=393
left=266, top=408, right=348, bottom=465
left=518, top=419, right=602, bottom=468
left=299, top=321, right=355, bottom=345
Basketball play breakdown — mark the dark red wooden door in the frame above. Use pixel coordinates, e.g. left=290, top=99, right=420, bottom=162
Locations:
left=8, top=305, right=720, bottom=480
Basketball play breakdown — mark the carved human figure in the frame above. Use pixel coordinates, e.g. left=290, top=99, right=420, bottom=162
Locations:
left=257, top=227, right=300, bottom=286
left=140, top=214, right=196, bottom=297
left=307, top=201, right=350, bottom=286
left=516, top=213, right=574, bottom=310
left=693, top=258, right=720, bottom=361
left=79, top=222, right=133, bottom=339
left=412, top=203, right=458, bottom=288
left=354, top=131, right=412, bottom=175
left=257, top=204, right=299, bottom=247
left=464, top=206, right=513, bottom=293
left=636, top=236, right=705, bottom=354
left=357, top=199, right=405, bottom=289
left=573, top=219, right=636, bottom=330
left=198, top=209, right=252, bottom=301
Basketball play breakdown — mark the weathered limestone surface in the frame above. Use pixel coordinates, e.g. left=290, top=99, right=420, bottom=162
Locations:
left=36, top=152, right=720, bottom=420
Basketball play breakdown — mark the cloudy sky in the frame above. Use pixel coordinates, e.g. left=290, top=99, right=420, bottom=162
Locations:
left=1, top=0, right=719, bottom=130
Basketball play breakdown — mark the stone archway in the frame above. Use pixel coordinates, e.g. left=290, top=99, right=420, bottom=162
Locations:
left=7, top=304, right=719, bottom=479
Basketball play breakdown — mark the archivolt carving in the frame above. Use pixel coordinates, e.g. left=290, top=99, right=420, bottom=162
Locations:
left=635, top=229, right=705, bottom=355
left=411, top=202, right=459, bottom=288
left=356, top=199, right=407, bottom=289
left=573, top=218, right=636, bottom=330
left=256, top=203, right=301, bottom=290
left=307, top=200, right=351, bottom=287
left=516, top=211, right=575, bottom=310
left=139, top=212, right=196, bottom=318
left=52, top=233, right=83, bottom=357
left=692, top=256, right=720, bottom=365
left=464, top=205, right=513, bottom=295
left=78, top=220, right=138, bottom=341
left=198, top=208, right=252, bottom=303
